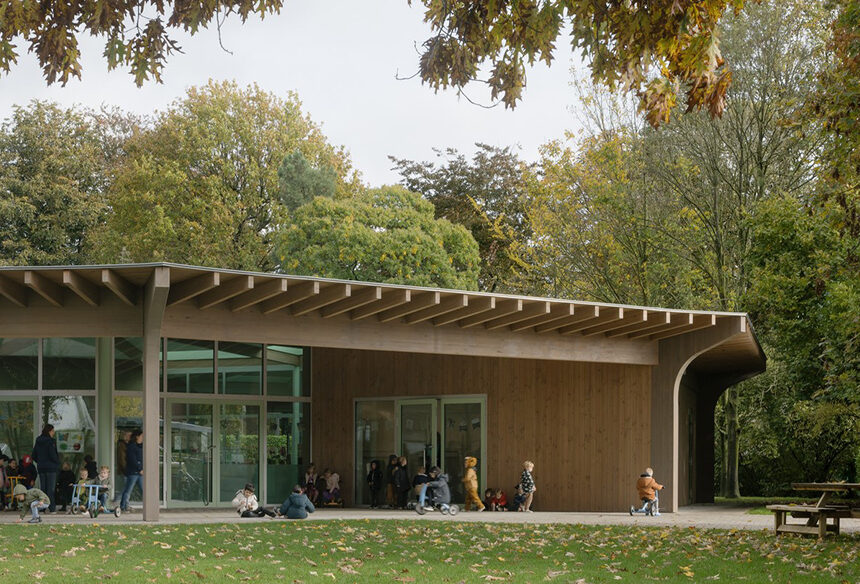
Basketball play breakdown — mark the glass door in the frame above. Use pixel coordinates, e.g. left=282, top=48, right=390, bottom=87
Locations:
left=166, top=402, right=213, bottom=506
left=440, top=398, right=486, bottom=503
left=396, top=399, right=437, bottom=474
left=218, top=403, right=260, bottom=504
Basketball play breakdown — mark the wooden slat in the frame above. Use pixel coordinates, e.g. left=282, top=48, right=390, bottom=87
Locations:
left=460, top=298, right=520, bottom=329
left=534, top=305, right=599, bottom=334
left=24, top=271, right=63, bottom=307
left=605, top=311, right=671, bottom=338
left=198, top=276, right=254, bottom=309
left=405, top=294, right=468, bottom=325
left=378, top=292, right=439, bottom=323
left=261, top=281, right=319, bottom=315
left=0, top=275, right=27, bottom=307
left=510, top=303, right=574, bottom=332
left=230, top=279, right=288, bottom=312
left=628, top=313, right=693, bottom=340
left=167, top=272, right=219, bottom=306
left=433, top=296, right=495, bottom=326
left=559, top=307, right=623, bottom=336
left=61, top=270, right=100, bottom=306
left=101, top=269, right=137, bottom=306
left=581, top=309, right=645, bottom=336
left=484, top=301, right=550, bottom=331
left=649, top=314, right=716, bottom=340
left=292, top=284, right=351, bottom=316
left=351, top=289, right=410, bottom=321
left=321, top=286, right=382, bottom=318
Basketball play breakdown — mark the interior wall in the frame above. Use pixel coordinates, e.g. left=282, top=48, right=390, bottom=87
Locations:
left=311, top=348, right=651, bottom=512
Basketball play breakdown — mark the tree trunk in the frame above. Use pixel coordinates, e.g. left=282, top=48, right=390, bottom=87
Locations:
left=719, top=388, right=741, bottom=498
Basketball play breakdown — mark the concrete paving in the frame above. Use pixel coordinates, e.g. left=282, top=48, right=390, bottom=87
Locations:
left=1, top=505, right=857, bottom=534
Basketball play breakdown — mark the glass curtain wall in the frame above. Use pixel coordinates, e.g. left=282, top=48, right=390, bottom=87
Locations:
left=354, top=401, right=395, bottom=505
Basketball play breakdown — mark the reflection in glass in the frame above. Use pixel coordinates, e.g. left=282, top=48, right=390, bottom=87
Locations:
left=43, top=338, right=95, bottom=390
left=167, top=339, right=214, bottom=394
left=443, top=402, right=483, bottom=503
left=266, top=401, right=309, bottom=505
left=114, top=337, right=143, bottom=392
left=219, top=404, right=260, bottom=502
left=0, top=399, right=35, bottom=460
left=0, top=338, right=38, bottom=390
left=43, top=396, right=96, bottom=473
left=266, top=345, right=308, bottom=396
left=169, top=402, right=212, bottom=504
left=218, top=342, right=262, bottom=395
left=114, top=395, right=145, bottom=503
left=354, top=401, right=395, bottom=505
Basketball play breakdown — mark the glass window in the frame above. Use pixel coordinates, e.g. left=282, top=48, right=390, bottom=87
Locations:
left=218, top=342, right=262, bottom=395
left=0, top=399, right=36, bottom=461
left=266, top=401, right=310, bottom=505
left=266, top=345, right=309, bottom=397
left=219, top=403, right=260, bottom=503
left=43, top=338, right=95, bottom=390
left=114, top=337, right=143, bottom=392
left=43, top=395, right=96, bottom=473
left=169, top=402, right=213, bottom=504
left=0, top=338, right=38, bottom=390
left=166, top=339, right=214, bottom=394
left=354, top=400, right=395, bottom=505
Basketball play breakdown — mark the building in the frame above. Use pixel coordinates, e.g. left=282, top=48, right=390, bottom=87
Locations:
left=0, top=263, right=765, bottom=520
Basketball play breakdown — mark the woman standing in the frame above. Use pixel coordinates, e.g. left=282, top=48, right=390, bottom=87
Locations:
left=120, top=429, right=143, bottom=512
left=32, top=424, right=59, bottom=512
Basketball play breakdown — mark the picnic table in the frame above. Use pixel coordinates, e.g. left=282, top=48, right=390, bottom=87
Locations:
left=767, top=482, right=860, bottom=538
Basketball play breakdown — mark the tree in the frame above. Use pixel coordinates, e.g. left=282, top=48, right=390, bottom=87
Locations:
left=90, top=80, right=355, bottom=269
left=0, top=0, right=282, bottom=85
left=0, top=101, right=110, bottom=266
left=278, top=150, right=337, bottom=212
left=391, top=144, right=531, bottom=292
left=271, top=185, right=480, bottom=290
left=414, top=0, right=747, bottom=126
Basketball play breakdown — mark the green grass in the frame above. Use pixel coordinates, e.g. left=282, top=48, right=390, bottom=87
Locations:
left=1, top=520, right=857, bottom=583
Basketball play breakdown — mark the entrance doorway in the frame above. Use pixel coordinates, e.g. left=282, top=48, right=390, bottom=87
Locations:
left=355, top=396, right=486, bottom=505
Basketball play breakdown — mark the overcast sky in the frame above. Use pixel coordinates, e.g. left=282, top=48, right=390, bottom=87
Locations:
left=0, top=0, right=583, bottom=187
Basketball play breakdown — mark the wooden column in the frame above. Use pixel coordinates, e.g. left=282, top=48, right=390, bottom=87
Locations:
left=142, top=267, right=170, bottom=521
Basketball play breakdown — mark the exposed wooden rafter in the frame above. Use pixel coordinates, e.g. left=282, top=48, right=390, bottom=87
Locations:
left=460, top=298, right=520, bottom=329
left=230, top=279, right=288, bottom=312
left=0, top=275, right=27, bottom=307
left=321, top=286, right=382, bottom=318
left=62, top=270, right=100, bottom=306
left=167, top=272, right=219, bottom=306
left=351, top=289, right=410, bottom=321
left=24, top=271, right=63, bottom=307
left=628, top=313, right=693, bottom=340
left=101, top=269, right=137, bottom=306
left=535, top=305, right=599, bottom=334
left=433, top=296, right=495, bottom=327
left=261, top=281, right=319, bottom=315
left=581, top=308, right=645, bottom=337
left=484, top=301, right=550, bottom=331
left=650, top=314, right=716, bottom=340
left=559, top=307, right=623, bottom=336
left=292, top=284, right=351, bottom=316
left=605, top=311, right=671, bottom=338
left=198, top=276, right=255, bottom=309
left=405, top=294, right=468, bottom=325
left=378, top=291, right=439, bottom=323
left=510, top=303, right=574, bottom=333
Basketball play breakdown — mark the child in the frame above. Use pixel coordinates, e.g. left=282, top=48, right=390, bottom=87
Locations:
left=321, top=468, right=342, bottom=505
left=74, top=467, right=92, bottom=511
left=422, top=466, right=450, bottom=509
left=57, top=461, right=75, bottom=511
left=511, top=484, right=526, bottom=511
left=385, top=454, right=398, bottom=508
left=19, top=455, right=37, bottom=488
left=13, top=484, right=49, bottom=523
left=83, top=455, right=98, bottom=481
left=462, top=456, right=485, bottom=511
left=520, top=460, right=536, bottom=512
left=95, top=466, right=117, bottom=513
left=493, top=488, right=508, bottom=511
left=279, top=484, right=316, bottom=519
left=366, top=460, right=383, bottom=508
left=232, top=482, right=276, bottom=517
left=482, top=488, right=495, bottom=511
left=632, top=467, right=663, bottom=516
left=304, top=464, right=318, bottom=505
left=394, top=456, right=410, bottom=509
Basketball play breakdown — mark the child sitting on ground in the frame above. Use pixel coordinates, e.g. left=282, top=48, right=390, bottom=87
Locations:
left=232, top=482, right=276, bottom=518
left=320, top=468, right=342, bottom=505
left=483, top=488, right=495, bottom=511
left=13, top=484, right=49, bottom=523
left=631, top=467, right=663, bottom=516
left=511, top=484, right=526, bottom=511
left=492, top=488, right=508, bottom=511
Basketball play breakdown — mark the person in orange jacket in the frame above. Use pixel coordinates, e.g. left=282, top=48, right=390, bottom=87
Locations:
left=462, top=456, right=485, bottom=511
left=631, top=467, right=663, bottom=516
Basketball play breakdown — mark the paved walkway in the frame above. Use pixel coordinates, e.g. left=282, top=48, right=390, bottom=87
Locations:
left=1, top=505, right=857, bottom=534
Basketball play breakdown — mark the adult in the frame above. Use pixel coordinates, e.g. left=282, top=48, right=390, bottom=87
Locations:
left=119, top=429, right=143, bottom=512
left=114, top=430, right=130, bottom=504
left=279, top=484, right=316, bottom=519
left=31, top=424, right=59, bottom=512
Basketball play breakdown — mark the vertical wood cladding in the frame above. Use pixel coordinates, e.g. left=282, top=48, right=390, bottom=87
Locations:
left=312, top=348, right=651, bottom=512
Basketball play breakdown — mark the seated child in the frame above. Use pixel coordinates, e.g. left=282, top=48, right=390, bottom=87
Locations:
left=511, top=484, right=526, bottom=511
left=19, top=455, right=37, bottom=488
left=483, top=488, right=495, bottom=511
left=279, top=484, right=316, bottom=519
left=304, top=464, right=318, bottom=505
left=57, top=462, right=75, bottom=511
left=492, top=488, right=508, bottom=511
left=74, top=468, right=92, bottom=510
left=320, top=469, right=342, bottom=505
left=412, top=466, right=429, bottom=498
left=633, top=467, right=663, bottom=516
left=232, top=482, right=276, bottom=518
left=13, top=484, right=49, bottom=523
left=423, top=466, right=450, bottom=509
left=95, top=466, right=117, bottom=513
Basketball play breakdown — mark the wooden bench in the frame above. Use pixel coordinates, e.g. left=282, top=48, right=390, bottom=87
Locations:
left=766, top=504, right=851, bottom=538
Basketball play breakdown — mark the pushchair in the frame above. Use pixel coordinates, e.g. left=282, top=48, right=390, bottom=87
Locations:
left=69, top=483, right=121, bottom=518
left=629, top=490, right=660, bottom=516
left=415, top=483, right=459, bottom=516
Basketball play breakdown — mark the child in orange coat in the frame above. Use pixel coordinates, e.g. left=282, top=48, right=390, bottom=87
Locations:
left=631, top=467, right=663, bottom=516
left=462, top=457, right=485, bottom=512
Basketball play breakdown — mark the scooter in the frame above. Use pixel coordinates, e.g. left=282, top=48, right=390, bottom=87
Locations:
left=415, top=483, right=459, bottom=516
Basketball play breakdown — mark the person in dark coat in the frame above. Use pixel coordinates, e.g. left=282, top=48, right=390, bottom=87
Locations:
left=119, top=429, right=143, bottom=512
left=425, top=466, right=451, bottom=507
left=31, top=424, right=60, bottom=512
left=393, top=456, right=411, bottom=509
left=83, top=455, right=98, bottom=481
left=56, top=461, right=75, bottom=511
left=279, top=485, right=315, bottom=519
left=19, top=455, right=38, bottom=489
left=385, top=454, right=398, bottom=508
left=366, top=460, right=383, bottom=509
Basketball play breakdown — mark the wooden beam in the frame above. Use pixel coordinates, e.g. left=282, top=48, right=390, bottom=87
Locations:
left=24, top=271, right=63, bottom=307
left=261, top=281, right=319, bottom=315
left=484, top=301, right=550, bottom=331
left=535, top=305, right=599, bottom=334
left=0, top=275, right=27, bottom=307
left=581, top=309, right=646, bottom=336
left=101, top=269, right=137, bottom=306
left=378, top=291, right=439, bottom=323
left=510, top=303, right=574, bottom=332
left=230, top=279, right=288, bottom=312
left=605, top=311, right=671, bottom=338
left=352, top=289, right=410, bottom=321
left=433, top=296, right=495, bottom=326
left=198, top=276, right=254, bottom=309
left=167, top=272, right=219, bottom=306
left=460, top=298, right=520, bottom=329
left=650, top=314, right=716, bottom=341
left=62, top=270, right=100, bottom=306
left=292, top=284, right=351, bottom=316
left=405, top=294, right=468, bottom=324
left=628, top=313, right=693, bottom=340
left=321, top=286, right=382, bottom=318
left=559, top=307, right=624, bottom=335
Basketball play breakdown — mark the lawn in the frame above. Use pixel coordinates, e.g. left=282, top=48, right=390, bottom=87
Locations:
left=1, top=520, right=857, bottom=583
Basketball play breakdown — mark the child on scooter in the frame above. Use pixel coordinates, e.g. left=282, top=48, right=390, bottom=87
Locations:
left=630, top=467, right=663, bottom=516
left=421, top=466, right=450, bottom=510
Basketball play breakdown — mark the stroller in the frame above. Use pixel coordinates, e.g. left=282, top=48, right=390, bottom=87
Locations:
left=69, top=483, right=121, bottom=518
left=629, top=490, right=660, bottom=516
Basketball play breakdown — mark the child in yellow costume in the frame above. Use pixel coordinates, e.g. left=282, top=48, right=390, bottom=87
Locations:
left=462, top=457, right=485, bottom=512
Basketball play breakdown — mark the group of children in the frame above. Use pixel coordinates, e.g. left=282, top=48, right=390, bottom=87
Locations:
left=302, top=464, right=342, bottom=507
left=478, top=460, right=537, bottom=512
left=231, top=482, right=317, bottom=519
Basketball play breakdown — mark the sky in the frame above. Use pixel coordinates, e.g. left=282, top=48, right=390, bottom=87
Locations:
left=0, top=1, right=584, bottom=187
